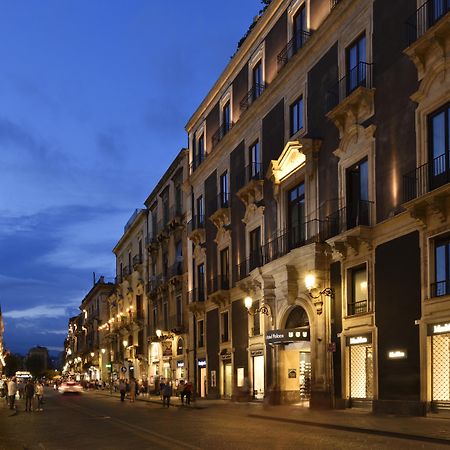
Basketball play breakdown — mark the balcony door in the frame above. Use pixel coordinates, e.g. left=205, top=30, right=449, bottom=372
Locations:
left=346, top=34, right=366, bottom=94
left=429, top=104, right=450, bottom=190
left=249, top=227, right=262, bottom=271
left=293, top=5, right=307, bottom=52
left=346, top=159, right=369, bottom=228
left=287, top=182, right=305, bottom=249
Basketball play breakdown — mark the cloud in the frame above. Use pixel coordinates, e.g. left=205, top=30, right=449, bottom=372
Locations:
left=3, top=305, right=71, bottom=319
left=46, top=346, right=64, bottom=352
left=38, top=330, right=68, bottom=335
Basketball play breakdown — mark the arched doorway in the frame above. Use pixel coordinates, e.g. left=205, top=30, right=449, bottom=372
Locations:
left=280, top=305, right=311, bottom=404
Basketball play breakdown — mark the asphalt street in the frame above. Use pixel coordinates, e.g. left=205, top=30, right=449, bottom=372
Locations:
left=1, top=389, right=449, bottom=450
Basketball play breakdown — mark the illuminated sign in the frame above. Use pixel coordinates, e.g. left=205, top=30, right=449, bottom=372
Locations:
left=433, top=323, right=450, bottom=334
left=177, top=361, right=185, bottom=368
left=265, top=328, right=310, bottom=344
left=388, top=350, right=407, bottom=359
left=197, top=359, right=206, bottom=368
left=346, top=333, right=372, bottom=346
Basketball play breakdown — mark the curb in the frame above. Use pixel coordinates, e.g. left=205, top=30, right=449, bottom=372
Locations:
left=248, top=413, right=450, bottom=446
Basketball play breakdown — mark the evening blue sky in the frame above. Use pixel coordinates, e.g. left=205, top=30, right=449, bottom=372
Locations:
left=0, top=0, right=263, bottom=354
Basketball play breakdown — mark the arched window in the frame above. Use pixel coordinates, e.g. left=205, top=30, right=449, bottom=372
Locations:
left=285, top=306, right=309, bottom=329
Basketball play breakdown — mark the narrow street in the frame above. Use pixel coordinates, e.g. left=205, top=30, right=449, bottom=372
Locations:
left=1, top=389, right=449, bottom=450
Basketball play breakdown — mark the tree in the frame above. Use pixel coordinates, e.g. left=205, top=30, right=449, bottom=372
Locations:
left=26, top=354, right=45, bottom=378
left=4, top=353, right=23, bottom=377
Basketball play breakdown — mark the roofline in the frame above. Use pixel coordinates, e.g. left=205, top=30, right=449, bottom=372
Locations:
left=184, top=0, right=282, bottom=132
left=144, top=148, right=188, bottom=207
left=80, top=280, right=116, bottom=308
left=112, top=209, right=147, bottom=254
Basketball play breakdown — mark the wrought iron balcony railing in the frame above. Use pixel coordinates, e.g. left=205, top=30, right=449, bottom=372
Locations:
left=208, top=193, right=231, bottom=215
left=146, top=231, right=158, bottom=247
left=132, top=254, right=143, bottom=268
left=431, top=279, right=450, bottom=298
left=190, top=153, right=207, bottom=173
left=170, top=204, right=183, bottom=221
left=169, top=260, right=184, bottom=278
left=188, top=287, right=206, bottom=303
left=403, top=153, right=450, bottom=203
left=240, top=83, right=266, bottom=112
left=326, top=62, right=373, bottom=111
left=212, top=122, right=234, bottom=148
left=347, top=299, right=368, bottom=316
left=277, top=30, right=312, bottom=70
left=322, top=200, right=373, bottom=239
left=208, top=275, right=230, bottom=294
left=236, top=162, right=263, bottom=190
left=187, top=214, right=205, bottom=234
left=406, top=0, right=450, bottom=46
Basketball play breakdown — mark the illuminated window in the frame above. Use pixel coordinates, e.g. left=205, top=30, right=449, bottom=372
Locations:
left=433, top=237, right=450, bottom=297
left=346, top=34, right=366, bottom=94
left=429, top=103, right=450, bottom=190
left=348, top=266, right=368, bottom=315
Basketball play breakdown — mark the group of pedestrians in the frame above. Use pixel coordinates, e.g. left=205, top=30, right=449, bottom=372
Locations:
left=118, top=377, right=137, bottom=402
left=160, top=379, right=192, bottom=408
left=0, top=377, right=44, bottom=412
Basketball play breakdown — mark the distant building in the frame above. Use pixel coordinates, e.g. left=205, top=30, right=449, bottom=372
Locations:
left=27, top=346, right=49, bottom=372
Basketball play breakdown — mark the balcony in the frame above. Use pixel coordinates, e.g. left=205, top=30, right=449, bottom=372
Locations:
left=262, top=220, right=321, bottom=265
left=404, top=0, right=450, bottom=80
left=208, top=275, right=230, bottom=307
left=431, top=279, right=450, bottom=298
left=132, top=254, right=143, bottom=270
left=209, top=193, right=232, bottom=229
left=347, top=299, right=368, bottom=316
left=169, top=260, right=184, bottom=289
left=277, top=30, right=312, bottom=71
left=240, top=83, right=266, bottom=113
left=190, top=153, right=207, bottom=174
left=145, top=231, right=159, bottom=252
left=169, top=204, right=183, bottom=229
left=236, top=163, right=264, bottom=207
left=188, top=288, right=206, bottom=313
left=157, top=219, right=170, bottom=241
left=187, top=214, right=206, bottom=245
left=235, top=251, right=263, bottom=282
left=168, top=314, right=184, bottom=334
left=323, top=200, right=374, bottom=239
left=212, top=122, right=234, bottom=148
left=326, top=62, right=374, bottom=137
left=122, top=265, right=131, bottom=279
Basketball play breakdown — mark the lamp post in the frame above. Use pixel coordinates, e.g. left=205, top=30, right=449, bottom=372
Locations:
left=243, top=296, right=271, bottom=316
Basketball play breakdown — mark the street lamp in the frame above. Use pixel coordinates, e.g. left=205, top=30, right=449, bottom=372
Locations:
left=244, top=296, right=270, bottom=316
left=90, top=352, right=95, bottom=357
left=101, top=348, right=106, bottom=354
left=304, top=273, right=334, bottom=315
left=156, top=329, right=175, bottom=340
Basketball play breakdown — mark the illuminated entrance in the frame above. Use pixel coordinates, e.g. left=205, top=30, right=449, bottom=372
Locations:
left=267, top=306, right=311, bottom=403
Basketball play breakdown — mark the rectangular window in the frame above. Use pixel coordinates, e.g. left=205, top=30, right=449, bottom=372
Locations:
left=287, top=182, right=305, bottom=248
left=196, top=195, right=204, bottom=227
left=162, top=189, right=169, bottom=224
left=153, top=305, right=158, bottom=330
left=136, top=295, right=143, bottom=320
left=176, top=295, right=182, bottom=326
left=249, top=141, right=261, bottom=180
left=222, top=101, right=231, bottom=133
left=434, top=237, right=450, bottom=297
left=249, top=227, right=262, bottom=271
left=252, top=61, right=263, bottom=100
left=220, top=171, right=229, bottom=207
left=151, top=208, right=158, bottom=237
left=220, top=247, right=230, bottom=289
left=293, top=4, right=307, bottom=50
left=346, top=34, right=366, bottom=93
left=346, top=158, right=369, bottom=228
left=290, top=96, right=304, bottom=136
left=195, top=134, right=205, bottom=168
left=175, top=181, right=182, bottom=216
left=429, top=103, right=450, bottom=190
left=221, top=312, right=229, bottom=342
left=163, top=301, right=168, bottom=330
left=197, top=263, right=205, bottom=301
left=198, top=320, right=204, bottom=348
left=348, top=266, right=368, bottom=315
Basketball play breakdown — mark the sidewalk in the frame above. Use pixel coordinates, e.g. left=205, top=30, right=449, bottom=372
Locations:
left=91, top=389, right=450, bottom=445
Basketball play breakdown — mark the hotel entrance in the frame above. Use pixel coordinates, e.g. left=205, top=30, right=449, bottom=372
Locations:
left=266, top=306, right=311, bottom=404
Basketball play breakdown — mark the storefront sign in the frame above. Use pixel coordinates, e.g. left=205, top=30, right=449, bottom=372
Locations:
left=265, top=328, right=310, bottom=344
left=176, top=361, right=185, bottom=368
left=346, top=334, right=372, bottom=346
left=197, top=358, right=206, bottom=367
left=428, top=322, right=450, bottom=335
left=250, top=349, right=264, bottom=357
left=220, top=352, right=232, bottom=361
left=388, top=350, right=407, bottom=359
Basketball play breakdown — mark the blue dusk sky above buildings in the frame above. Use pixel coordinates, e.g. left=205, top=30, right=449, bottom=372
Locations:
left=0, top=0, right=263, bottom=354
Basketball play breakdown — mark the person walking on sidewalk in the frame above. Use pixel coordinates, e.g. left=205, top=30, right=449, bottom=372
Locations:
left=162, top=382, right=172, bottom=408
left=129, top=378, right=136, bottom=403
left=119, top=379, right=126, bottom=402
left=184, top=380, right=192, bottom=406
left=35, top=380, right=44, bottom=411
left=7, top=378, right=17, bottom=410
left=24, top=379, right=35, bottom=412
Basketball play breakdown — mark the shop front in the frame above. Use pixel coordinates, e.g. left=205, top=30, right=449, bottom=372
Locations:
left=429, top=322, right=450, bottom=410
left=250, top=349, right=265, bottom=400
left=346, top=333, right=373, bottom=406
left=197, top=358, right=207, bottom=398
left=220, top=350, right=232, bottom=398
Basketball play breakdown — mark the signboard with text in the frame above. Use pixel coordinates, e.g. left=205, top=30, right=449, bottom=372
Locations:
left=265, top=328, right=310, bottom=344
